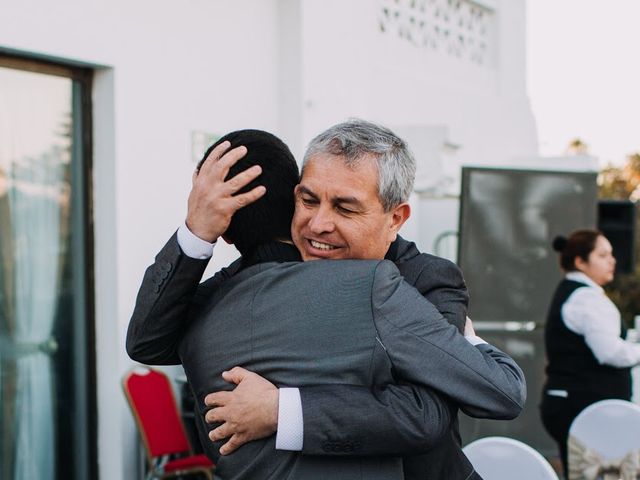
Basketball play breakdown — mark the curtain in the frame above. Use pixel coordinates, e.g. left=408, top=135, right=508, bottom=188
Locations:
left=0, top=66, right=71, bottom=480
left=0, top=177, right=15, bottom=480
left=9, top=154, right=65, bottom=480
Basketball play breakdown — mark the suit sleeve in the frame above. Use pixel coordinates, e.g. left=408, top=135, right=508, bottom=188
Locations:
left=417, top=256, right=468, bottom=333
left=298, top=258, right=469, bottom=457
left=373, top=260, right=526, bottom=419
left=299, top=383, right=454, bottom=456
left=125, top=232, right=235, bottom=365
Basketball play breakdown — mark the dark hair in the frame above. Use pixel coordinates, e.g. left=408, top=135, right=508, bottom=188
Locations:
left=198, top=129, right=299, bottom=255
left=552, top=229, right=603, bottom=271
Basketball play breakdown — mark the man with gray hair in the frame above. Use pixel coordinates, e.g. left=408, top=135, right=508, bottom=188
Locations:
left=203, top=119, right=479, bottom=479
left=291, top=119, right=417, bottom=261
left=128, top=120, right=522, bottom=479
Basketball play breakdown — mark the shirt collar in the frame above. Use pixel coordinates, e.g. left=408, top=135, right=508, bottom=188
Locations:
left=565, top=271, right=603, bottom=292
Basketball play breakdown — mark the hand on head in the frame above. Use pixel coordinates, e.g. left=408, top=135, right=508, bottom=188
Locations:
left=186, top=141, right=266, bottom=243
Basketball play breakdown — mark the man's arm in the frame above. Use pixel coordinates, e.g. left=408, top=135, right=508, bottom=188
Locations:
left=297, top=383, right=455, bottom=456
left=126, top=232, right=242, bottom=365
left=373, top=260, right=526, bottom=418
left=416, top=255, right=468, bottom=333
left=205, top=251, right=471, bottom=456
left=126, top=141, right=265, bottom=365
left=126, top=232, right=211, bottom=365
left=205, top=368, right=455, bottom=456
left=291, top=251, right=469, bottom=456
left=386, top=236, right=468, bottom=332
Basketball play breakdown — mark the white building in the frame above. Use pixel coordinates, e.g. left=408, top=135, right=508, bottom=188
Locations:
left=0, top=1, right=542, bottom=478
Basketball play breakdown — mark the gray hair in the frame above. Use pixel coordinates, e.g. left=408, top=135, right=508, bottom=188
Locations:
left=302, top=119, right=416, bottom=212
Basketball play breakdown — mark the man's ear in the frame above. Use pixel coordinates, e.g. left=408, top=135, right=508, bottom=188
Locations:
left=388, top=203, right=411, bottom=240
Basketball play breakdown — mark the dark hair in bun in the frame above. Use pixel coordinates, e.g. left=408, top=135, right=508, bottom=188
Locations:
left=552, top=236, right=568, bottom=253
left=553, top=229, right=603, bottom=271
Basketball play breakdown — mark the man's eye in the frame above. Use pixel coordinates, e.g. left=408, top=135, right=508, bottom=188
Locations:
left=337, top=205, right=356, bottom=214
left=301, top=196, right=317, bottom=205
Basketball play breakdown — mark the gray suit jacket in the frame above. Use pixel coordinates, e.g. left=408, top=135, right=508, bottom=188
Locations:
left=127, top=236, right=472, bottom=477
left=300, top=236, right=475, bottom=479
left=177, top=259, right=525, bottom=479
left=127, top=235, right=480, bottom=478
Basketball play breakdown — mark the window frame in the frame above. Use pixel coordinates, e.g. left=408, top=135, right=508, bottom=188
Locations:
left=0, top=50, right=97, bottom=480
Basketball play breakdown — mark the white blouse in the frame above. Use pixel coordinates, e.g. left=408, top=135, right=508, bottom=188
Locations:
left=562, top=271, right=640, bottom=368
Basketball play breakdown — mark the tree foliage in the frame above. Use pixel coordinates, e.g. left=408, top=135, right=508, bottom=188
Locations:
left=599, top=153, right=640, bottom=200
left=598, top=153, right=640, bottom=326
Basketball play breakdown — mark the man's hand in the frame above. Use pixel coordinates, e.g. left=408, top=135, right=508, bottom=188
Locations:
left=464, top=316, right=476, bottom=337
left=204, top=367, right=279, bottom=455
left=186, top=141, right=266, bottom=243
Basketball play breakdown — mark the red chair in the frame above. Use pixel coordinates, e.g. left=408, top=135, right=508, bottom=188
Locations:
left=122, top=367, right=215, bottom=479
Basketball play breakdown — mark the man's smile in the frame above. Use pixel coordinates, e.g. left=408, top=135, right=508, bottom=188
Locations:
left=309, top=239, right=338, bottom=251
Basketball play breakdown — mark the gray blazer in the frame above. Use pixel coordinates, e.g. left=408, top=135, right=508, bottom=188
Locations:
left=301, top=236, right=475, bottom=479
left=127, top=235, right=479, bottom=478
left=177, top=259, right=525, bottom=480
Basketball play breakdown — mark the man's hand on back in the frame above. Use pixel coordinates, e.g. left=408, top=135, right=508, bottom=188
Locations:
left=204, top=367, right=279, bottom=455
left=186, top=141, right=266, bottom=243
left=464, top=316, right=476, bottom=337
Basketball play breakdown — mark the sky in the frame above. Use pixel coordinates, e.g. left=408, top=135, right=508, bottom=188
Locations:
left=526, top=0, right=640, bottom=166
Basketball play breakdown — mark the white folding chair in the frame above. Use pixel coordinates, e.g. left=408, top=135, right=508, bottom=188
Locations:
left=568, top=399, right=640, bottom=480
left=463, top=436, right=558, bottom=480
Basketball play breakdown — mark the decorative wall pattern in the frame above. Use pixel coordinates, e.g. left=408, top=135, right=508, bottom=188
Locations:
left=379, top=0, right=495, bottom=66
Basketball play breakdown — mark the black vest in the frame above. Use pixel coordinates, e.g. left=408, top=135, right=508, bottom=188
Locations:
left=544, top=279, right=631, bottom=400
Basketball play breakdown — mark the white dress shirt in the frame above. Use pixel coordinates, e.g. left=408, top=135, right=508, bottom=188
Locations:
left=176, top=222, right=485, bottom=451
left=177, top=222, right=216, bottom=259
left=562, top=271, right=640, bottom=368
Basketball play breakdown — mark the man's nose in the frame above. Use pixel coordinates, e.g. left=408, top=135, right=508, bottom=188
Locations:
left=308, top=206, right=335, bottom=234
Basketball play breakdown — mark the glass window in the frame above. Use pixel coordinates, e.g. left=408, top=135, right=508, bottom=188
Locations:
left=0, top=55, right=94, bottom=480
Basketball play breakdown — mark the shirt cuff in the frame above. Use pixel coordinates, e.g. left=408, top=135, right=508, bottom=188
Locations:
left=177, top=221, right=216, bottom=259
left=275, top=388, right=304, bottom=451
left=465, top=335, right=487, bottom=346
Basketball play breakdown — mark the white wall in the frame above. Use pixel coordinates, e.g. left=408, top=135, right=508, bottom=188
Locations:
left=0, top=0, right=538, bottom=477
left=1, top=1, right=286, bottom=477
left=292, top=0, right=538, bottom=254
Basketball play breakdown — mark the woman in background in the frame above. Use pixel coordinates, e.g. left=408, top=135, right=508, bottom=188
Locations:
left=540, top=229, right=640, bottom=476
